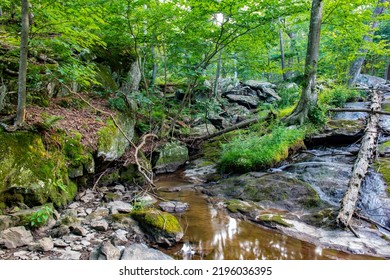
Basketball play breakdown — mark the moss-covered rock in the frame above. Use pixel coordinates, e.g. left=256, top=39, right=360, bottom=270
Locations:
left=131, top=209, right=183, bottom=245
left=256, top=213, right=293, bottom=227
left=97, top=111, right=136, bottom=161
left=153, top=141, right=189, bottom=174
left=0, top=131, right=77, bottom=208
left=208, top=172, right=321, bottom=211
left=225, top=199, right=260, bottom=214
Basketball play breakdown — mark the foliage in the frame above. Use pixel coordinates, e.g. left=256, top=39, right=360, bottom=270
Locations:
left=218, top=125, right=306, bottom=173
left=30, top=205, right=54, bottom=228
left=319, top=85, right=365, bottom=108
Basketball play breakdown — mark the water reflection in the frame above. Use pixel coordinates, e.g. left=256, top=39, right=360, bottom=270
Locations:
left=155, top=174, right=380, bottom=260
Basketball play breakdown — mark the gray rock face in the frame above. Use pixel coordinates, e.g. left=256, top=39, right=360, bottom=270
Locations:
left=356, top=74, right=387, bottom=88
left=29, top=237, right=54, bottom=252
left=153, top=141, right=189, bottom=174
left=159, top=201, right=189, bottom=213
left=99, top=241, right=121, bottom=260
left=0, top=226, right=34, bottom=249
left=225, top=94, right=259, bottom=109
left=121, top=243, right=173, bottom=260
left=189, top=123, right=218, bottom=137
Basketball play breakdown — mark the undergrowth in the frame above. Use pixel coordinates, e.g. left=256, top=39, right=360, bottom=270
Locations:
left=218, top=125, right=306, bottom=173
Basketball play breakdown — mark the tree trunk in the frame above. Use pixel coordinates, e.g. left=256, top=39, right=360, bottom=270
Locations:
left=347, top=0, right=389, bottom=87
left=385, top=62, right=390, bottom=80
left=284, top=0, right=323, bottom=125
left=213, top=49, right=222, bottom=96
left=337, top=89, right=381, bottom=228
left=286, top=31, right=297, bottom=79
left=279, top=28, right=287, bottom=81
left=151, top=45, right=158, bottom=87
left=15, top=0, right=29, bottom=127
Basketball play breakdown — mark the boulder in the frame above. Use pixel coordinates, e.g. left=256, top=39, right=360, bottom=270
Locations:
left=189, top=123, right=218, bottom=138
left=0, top=132, right=77, bottom=208
left=107, top=201, right=133, bottom=214
left=131, top=209, right=183, bottom=246
left=0, top=226, right=34, bottom=249
left=243, top=80, right=277, bottom=90
left=121, top=243, right=173, bottom=260
left=356, top=74, right=387, bottom=88
left=153, top=141, right=189, bottom=174
left=91, top=219, right=109, bottom=231
left=224, top=94, right=259, bottom=109
left=97, top=108, right=136, bottom=161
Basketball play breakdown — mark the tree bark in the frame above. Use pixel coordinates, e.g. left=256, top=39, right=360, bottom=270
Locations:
left=337, top=89, right=381, bottom=229
left=279, top=28, right=287, bottom=81
left=129, top=60, right=141, bottom=92
left=14, top=0, right=29, bottom=127
left=284, top=0, right=323, bottom=125
left=385, top=62, right=390, bottom=81
left=347, top=0, right=389, bottom=87
left=151, top=45, right=158, bottom=87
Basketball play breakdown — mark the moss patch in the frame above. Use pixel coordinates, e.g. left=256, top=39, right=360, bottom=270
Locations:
left=0, top=131, right=76, bottom=208
left=374, top=158, right=390, bottom=197
left=225, top=199, right=259, bottom=214
left=257, top=213, right=293, bottom=227
left=131, top=209, right=182, bottom=235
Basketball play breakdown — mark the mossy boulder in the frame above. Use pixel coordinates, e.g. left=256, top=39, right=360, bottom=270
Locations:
left=374, top=158, right=390, bottom=197
left=153, top=141, right=189, bottom=174
left=0, top=131, right=77, bottom=209
left=208, top=172, right=321, bottom=211
left=131, top=209, right=183, bottom=246
left=98, top=109, right=136, bottom=161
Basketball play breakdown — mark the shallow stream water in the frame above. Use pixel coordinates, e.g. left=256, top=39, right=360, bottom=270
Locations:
left=154, top=173, right=380, bottom=260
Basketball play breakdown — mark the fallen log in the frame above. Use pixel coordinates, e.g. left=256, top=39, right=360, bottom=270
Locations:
left=192, top=111, right=273, bottom=142
left=337, top=89, right=381, bottom=231
left=329, top=108, right=390, bottom=116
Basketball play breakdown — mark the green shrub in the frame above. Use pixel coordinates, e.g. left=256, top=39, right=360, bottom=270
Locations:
left=320, top=85, right=365, bottom=108
left=218, top=126, right=306, bottom=173
left=30, top=205, right=54, bottom=228
left=277, top=85, right=301, bottom=108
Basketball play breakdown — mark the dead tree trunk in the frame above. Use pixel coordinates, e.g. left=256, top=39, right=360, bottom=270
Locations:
left=337, top=89, right=381, bottom=229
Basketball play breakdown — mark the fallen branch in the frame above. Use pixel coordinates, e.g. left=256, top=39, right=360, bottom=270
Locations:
left=329, top=108, right=390, bottom=116
left=337, top=89, right=381, bottom=232
left=354, top=212, right=390, bottom=233
left=190, top=111, right=273, bottom=142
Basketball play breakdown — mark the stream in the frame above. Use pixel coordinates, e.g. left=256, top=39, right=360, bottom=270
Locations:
left=154, top=172, right=381, bottom=260
left=152, top=100, right=390, bottom=260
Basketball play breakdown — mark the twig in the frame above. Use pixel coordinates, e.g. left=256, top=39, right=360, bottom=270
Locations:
left=92, top=169, right=109, bottom=192
left=348, top=224, right=360, bottom=238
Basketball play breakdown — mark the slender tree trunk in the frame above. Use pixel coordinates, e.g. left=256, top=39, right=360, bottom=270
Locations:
left=347, top=0, right=389, bottom=87
left=284, top=0, right=323, bottom=125
left=151, top=45, right=158, bottom=87
left=286, top=32, right=297, bottom=79
left=385, top=62, right=390, bottom=80
left=279, top=28, right=287, bottom=81
left=213, top=49, right=222, bottom=96
left=15, top=0, right=29, bottom=127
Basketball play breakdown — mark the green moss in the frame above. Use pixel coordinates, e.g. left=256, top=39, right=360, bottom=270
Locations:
left=374, top=158, right=390, bottom=197
left=0, top=131, right=77, bottom=208
left=104, top=192, right=121, bottom=202
left=131, top=209, right=182, bottom=234
left=225, top=199, right=258, bottom=213
left=257, top=213, right=293, bottom=227
left=381, top=234, right=390, bottom=243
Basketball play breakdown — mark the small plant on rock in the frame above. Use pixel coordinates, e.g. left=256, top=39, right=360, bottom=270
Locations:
left=30, top=205, right=54, bottom=228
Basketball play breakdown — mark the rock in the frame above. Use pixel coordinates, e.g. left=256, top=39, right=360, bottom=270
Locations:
left=89, top=207, right=110, bottom=219
left=113, top=229, right=128, bottom=246
left=0, top=226, right=34, bottom=249
left=101, top=241, right=121, bottom=260
left=0, top=132, right=77, bottom=209
left=97, top=110, right=136, bottom=161
left=91, top=219, right=109, bottom=231
left=224, top=94, right=259, bottom=109
left=29, top=237, right=54, bottom=252
left=113, top=184, right=126, bottom=192
left=165, top=187, right=182, bottom=192
left=79, top=190, right=95, bottom=203
left=159, top=201, right=189, bottom=213
left=356, top=74, right=387, bottom=88
left=153, top=141, right=189, bottom=174
left=62, top=234, right=82, bottom=243
left=189, top=123, right=218, bottom=137
left=68, top=202, right=80, bottom=209
left=86, top=208, right=93, bottom=215
left=310, top=119, right=364, bottom=145
left=131, top=209, right=183, bottom=246
left=107, top=201, right=133, bottom=214
left=243, top=80, right=277, bottom=90
left=68, top=165, right=83, bottom=178
left=50, top=225, right=70, bottom=238
left=258, top=87, right=281, bottom=101
left=55, top=248, right=81, bottom=260
left=103, top=192, right=121, bottom=202
left=0, top=215, right=13, bottom=231
left=121, top=243, right=173, bottom=260
left=70, top=225, right=88, bottom=236
left=53, top=239, right=68, bottom=248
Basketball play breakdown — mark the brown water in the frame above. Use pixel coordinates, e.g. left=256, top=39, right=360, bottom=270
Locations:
left=155, top=173, right=380, bottom=260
